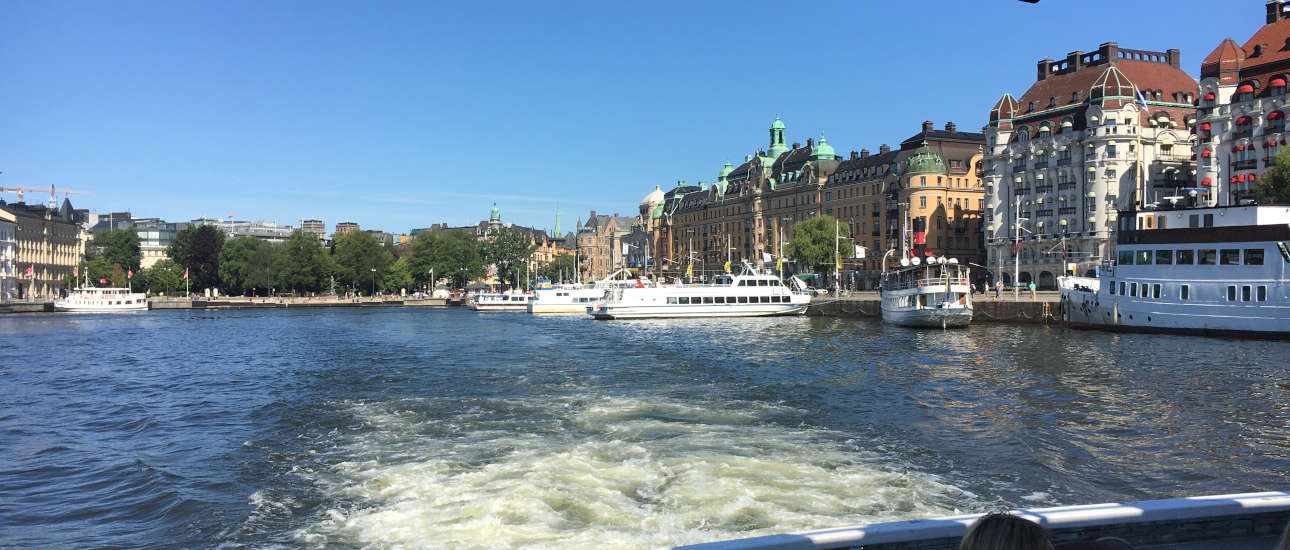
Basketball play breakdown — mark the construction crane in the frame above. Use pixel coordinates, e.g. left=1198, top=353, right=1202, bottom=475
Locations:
left=0, top=184, right=91, bottom=207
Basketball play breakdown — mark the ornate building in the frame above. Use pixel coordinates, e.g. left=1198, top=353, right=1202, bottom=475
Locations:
left=576, top=211, right=636, bottom=281
left=982, top=42, right=1198, bottom=289
left=1, top=199, right=88, bottom=298
left=1197, top=0, right=1290, bottom=204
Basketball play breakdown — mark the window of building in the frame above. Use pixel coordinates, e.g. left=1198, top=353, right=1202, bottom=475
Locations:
left=1027, top=101, right=1034, bottom=111
left=1107, top=143, right=1117, bottom=158
left=1072, top=92, right=1079, bottom=102
left=920, top=176, right=926, bottom=186
left=920, top=196, right=927, bottom=208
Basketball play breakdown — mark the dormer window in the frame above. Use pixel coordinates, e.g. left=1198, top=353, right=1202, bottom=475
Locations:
left=1072, top=92, right=1079, bottom=102
left=1272, top=76, right=1287, bottom=95
left=1038, top=123, right=1051, bottom=138
left=1048, top=97, right=1056, bottom=107
left=1237, top=83, right=1256, bottom=102
left=1027, top=102, right=1034, bottom=112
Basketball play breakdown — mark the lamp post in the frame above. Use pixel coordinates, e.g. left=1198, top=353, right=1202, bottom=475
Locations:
left=370, top=268, right=376, bottom=298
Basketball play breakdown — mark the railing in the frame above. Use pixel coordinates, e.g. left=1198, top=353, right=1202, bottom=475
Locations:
left=1035, top=185, right=1053, bottom=193
left=1233, top=159, right=1259, bottom=170
left=1056, top=157, right=1072, bottom=166
left=884, top=276, right=970, bottom=291
left=1058, top=182, right=1076, bottom=191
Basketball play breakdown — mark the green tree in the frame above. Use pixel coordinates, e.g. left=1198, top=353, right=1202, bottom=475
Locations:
left=383, top=257, right=415, bottom=294
left=484, top=228, right=536, bottom=288
left=89, top=229, right=142, bottom=271
left=219, top=237, right=279, bottom=295
left=1255, top=146, right=1290, bottom=204
left=275, top=230, right=329, bottom=294
left=332, top=230, right=393, bottom=295
left=168, top=225, right=224, bottom=291
left=537, top=253, right=576, bottom=283
left=407, top=230, right=485, bottom=289
left=84, top=257, right=113, bottom=287
left=142, top=259, right=185, bottom=295
left=786, top=215, right=850, bottom=276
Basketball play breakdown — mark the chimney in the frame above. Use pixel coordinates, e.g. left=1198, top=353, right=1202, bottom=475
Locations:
left=1166, top=48, right=1180, bottom=69
left=1066, top=50, right=1083, bottom=73
left=1099, top=42, right=1119, bottom=64
left=590, top=210, right=597, bottom=218
left=806, top=137, right=814, bottom=148
left=1269, top=0, right=1286, bottom=24
left=860, top=149, right=870, bottom=158
left=850, top=151, right=860, bottom=160
left=792, top=142, right=800, bottom=150
left=879, top=144, right=890, bottom=154
left=613, top=213, right=619, bottom=217
left=945, top=121, right=957, bottom=132
left=922, top=120, right=934, bottom=132
left=1037, top=58, right=1054, bottom=81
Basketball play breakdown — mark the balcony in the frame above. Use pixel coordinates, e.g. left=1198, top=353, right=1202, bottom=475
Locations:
left=1057, top=182, right=1076, bottom=191
left=1014, top=188, right=1030, bottom=196
left=1011, top=164, right=1027, bottom=172
left=1056, top=158, right=1072, bottom=166
left=1035, top=185, right=1053, bottom=193
left=1233, top=159, right=1259, bottom=171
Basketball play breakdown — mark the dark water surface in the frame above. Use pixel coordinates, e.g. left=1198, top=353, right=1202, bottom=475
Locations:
left=1, top=308, right=1288, bottom=548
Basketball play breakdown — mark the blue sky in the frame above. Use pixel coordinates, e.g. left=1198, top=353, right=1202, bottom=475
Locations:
left=0, top=1, right=1259, bottom=235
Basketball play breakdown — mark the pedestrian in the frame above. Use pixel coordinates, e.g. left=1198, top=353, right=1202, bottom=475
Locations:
left=994, top=280, right=1002, bottom=299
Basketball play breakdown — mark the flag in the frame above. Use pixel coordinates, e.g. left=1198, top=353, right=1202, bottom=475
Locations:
left=855, top=245, right=865, bottom=259
left=776, top=256, right=783, bottom=271
left=24, top=266, right=33, bottom=278
left=761, top=252, right=772, bottom=264
left=1136, top=86, right=1150, bottom=112
left=127, top=269, right=133, bottom=279
left=73, top=267, right=78, bottom=277
left=99, top=278, right=107, bottom=284
left=836, top=253, right=842, bottom=271
left=685, top=263, right=693, bottom=276
left=183, top=268, right=189, bottom=280
left=622, top=243, right=629, bottom=256
left=723, top=260, right=731, bottom=273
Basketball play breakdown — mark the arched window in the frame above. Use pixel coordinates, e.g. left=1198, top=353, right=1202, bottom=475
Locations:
left=1198, top=122, right=1212, bottom=140
left=1269, top=110, right=1285, bottom=134
left=1272, top=76, right=1288, bottom=96
left=1060, top=116, right=1073, bottom=130
left=1017, top=126, right=1030, bottom=141
left=1235, top=115, right=1253, bottom=137
left=1237, top=82, right=1256, bottom=102
left=1038, top=122, right=1051, bottom=138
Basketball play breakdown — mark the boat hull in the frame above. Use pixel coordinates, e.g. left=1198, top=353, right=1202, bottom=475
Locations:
left=881, top=305, right=973, bottom=328
left=528, top=304, right=595, bottom=314
left=469, top=303, right=528, bottom=311
left=1059, top=275, right=1290, bottom=339
left=589, top=303, right=807, bottom=320
left=53, top=303, right=149, bottom=312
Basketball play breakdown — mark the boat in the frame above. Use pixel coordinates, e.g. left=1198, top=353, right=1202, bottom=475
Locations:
left=879, top=216, right=972, bottom=328
left=588, top=262, right=810, bottom=320
left=527, top=269, right=652, bottom=314
left=467, top=291, right=534, bottom=311
left=54, top=286, right=149, bottom=312
left=675, top=490, right=1290, bottom=550
left=1058, top=204, right=1290, bottom=338
left=880, top=256, right=973, bottom=328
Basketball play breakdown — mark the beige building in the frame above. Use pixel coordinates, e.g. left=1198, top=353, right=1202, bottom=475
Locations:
left=576, top=211, right=636, bottom=281
left=2, top=199, right=88, bottom=298
left=1, top=211, right=15, bottom=301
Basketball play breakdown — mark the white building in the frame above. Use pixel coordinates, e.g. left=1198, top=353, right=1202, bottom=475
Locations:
left=0, top=210, right=16, bottom=302
left=982, top=42, right=1198, bottom=288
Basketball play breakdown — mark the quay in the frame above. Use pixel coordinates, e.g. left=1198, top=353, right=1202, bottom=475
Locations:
left=807, top=291, right=1060, bottom=325
left=148, top=296, right=466, bottom=310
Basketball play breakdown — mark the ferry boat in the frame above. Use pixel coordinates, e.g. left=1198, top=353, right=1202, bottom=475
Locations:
left=527, top=270, right=653, bottom=314
left=880, top=256, right=973, bottom=328
left=467, top=291, right=534, bottom=312
left=1058, top=205, right=1290, bottom=338
left=588, top=263, right=810, bottom=320
left=54, top=286, right=149, bottom=312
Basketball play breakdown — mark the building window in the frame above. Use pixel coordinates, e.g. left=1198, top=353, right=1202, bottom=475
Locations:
left=1072, top=92, right=1079, bottom=102
left=920, top=176, right=926, bottom=186
left=919, top=196, right=927, bottom=208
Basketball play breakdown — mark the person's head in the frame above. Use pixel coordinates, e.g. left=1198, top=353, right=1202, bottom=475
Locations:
left=960, top=512, right=1053, bottom=550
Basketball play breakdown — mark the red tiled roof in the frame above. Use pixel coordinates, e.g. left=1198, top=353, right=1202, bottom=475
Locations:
left=1240, top=16, right=1290, bottom=71
left=1015, top=59, right=1196, bottom=115
left=1201, top=38, right=1247, bottom=82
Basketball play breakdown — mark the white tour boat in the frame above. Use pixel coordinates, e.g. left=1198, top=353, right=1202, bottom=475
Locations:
left=54, top=286, right=149, bottom=312
left=1059, top=205, right=1290, bottom=338
left=880, top=256, right=973, bottom=328
left=468, top=291, right=534, bottom=312
left=588, top=263, right=810, bottom=320
left=527, top=270, right=653, bottom=314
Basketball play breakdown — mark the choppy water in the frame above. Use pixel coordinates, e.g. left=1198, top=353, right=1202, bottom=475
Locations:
left=1, top=308, right=1288, bottom=548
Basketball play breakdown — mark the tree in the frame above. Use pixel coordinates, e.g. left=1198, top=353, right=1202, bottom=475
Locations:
left=219, top=237, right=279, bottom=295
left=383, top=258, right=415, bottom=294
left=411, top=230, right=484, bottom=289
left=537, top=253, right=576, bottom=283
left=484, top=228, right=536, bottom=288
left=786, top=215, right=850, bottom=276
left=332, top=230, right=392, bottom=295
left=1255, top=146, right=1290, bottom=204
left=275, top=230, right=329, bottom=294
left=84, top=257, right=113, bottom=287
left=142, top=259, right=185, bottom=295
left=89, top=229, right=142, bottom=271
left=168, top=225, right=224, bottom=291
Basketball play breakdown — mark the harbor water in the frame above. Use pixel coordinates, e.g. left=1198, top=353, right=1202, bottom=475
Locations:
left=2, top=308, right=1288, bottom=548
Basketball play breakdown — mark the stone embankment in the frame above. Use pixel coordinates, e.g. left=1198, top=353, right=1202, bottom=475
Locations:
left=149, top=296, right=465, bottom=310
left=807, top=291, right=1060, bottom=325
left=0, top=301, right=54, bottom=314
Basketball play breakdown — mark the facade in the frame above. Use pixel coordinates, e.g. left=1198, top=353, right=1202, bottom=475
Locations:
left=191, top=217, right=298, bottom=243
left=335, top=222, right=360, bottom=235
left=134, top=219, right=189, bottom=268
left=302, top=219, right=326, bottom=240
left=1, top=199, right=88, bottom=298
left=983, top=42, right=1198, bottom=289
left=644, top=116, right=985, bottom=288
left=0, top=210, right=15, bottom=301
left=577, top=211, right=636, bottom=281
left=1197, top=0, right=1290, bottom=204
left=424, top=204, right=564, bottom=276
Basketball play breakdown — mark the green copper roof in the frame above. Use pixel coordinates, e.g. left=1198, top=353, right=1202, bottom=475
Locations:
left=489, top=202, right=500, bottom=221
left=812, top=135, right=835, bottom=160
left=903, top=141, right=946, bottom=176
left=718, top=161, right=733, bottom=181
left=651, top=202, right=664, bottom=218
left=771, top=114, right=785, bottom=130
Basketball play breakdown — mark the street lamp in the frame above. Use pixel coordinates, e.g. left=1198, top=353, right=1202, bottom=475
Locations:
left=370, top=268, right=376, bottom=297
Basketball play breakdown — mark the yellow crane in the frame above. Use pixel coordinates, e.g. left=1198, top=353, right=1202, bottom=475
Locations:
left=0, top=184, right=91, bottom=206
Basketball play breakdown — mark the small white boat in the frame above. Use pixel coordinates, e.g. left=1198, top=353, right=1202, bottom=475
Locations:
left=880, top=256, right=973, bottom=328
left=54, top=287, right=149, bottom=312
left=468, top=291, right=533, bottom=311
left=589, top=262, right=810, bottom=320
left=528, top=270, right=652, bottom=314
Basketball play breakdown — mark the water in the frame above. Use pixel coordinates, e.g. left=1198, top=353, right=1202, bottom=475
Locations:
left=1, top=308, right=1288, bottom=548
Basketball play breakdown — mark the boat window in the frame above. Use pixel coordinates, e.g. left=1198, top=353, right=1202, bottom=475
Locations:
left=1130, top=282, right=1137, bottom=297
left=1135, top=250, right=1153, bottom=265
left=1176, top=249, right=1195, bottom=265
left=1242, top=285, right=1252, bottom=301
left=679, top=297, right=690, bottom=304
left=1258, top=285, right=1268, bottom=301
left=1189, top=214, right=1199, bottom=228
left=760, top=296, right=770, bottom=303
left=1153, top=284, right=1161, bottom=299
left=1220, top=249, right=1241, bottom=265
left=667, top=297, right=678, bottom=304
left=738, top=280, right=747, bottom=286
left=1118, top=250, right=1134, bottom=265
left=703, top=297, right=714, bottom=304
left=1109, top=281, right=1117, bottom=295
left=715, top=296, right=725, bottom=304
left=738, top=296, right=748, bottom=303
left=1228, top=285, right=1237, bottom=301
left=1155, top=250, right=1172, bottom=264
left=1244, top=249, right=1265, bottom=265
left=1198, top=249, right=1217, bottom=265
left=1204, top=214, right=1214, bottom=227
left=1180, top=284, right=1189, bottom=300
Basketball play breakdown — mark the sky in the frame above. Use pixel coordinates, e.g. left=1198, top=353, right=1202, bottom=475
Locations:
left=0, top=0, right=1263, bottom=235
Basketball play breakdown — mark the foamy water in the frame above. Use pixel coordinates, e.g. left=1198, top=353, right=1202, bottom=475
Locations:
left=289, top=394, right=975, bottom=549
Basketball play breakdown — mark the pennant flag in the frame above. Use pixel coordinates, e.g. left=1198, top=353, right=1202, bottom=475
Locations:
left=622, top=243, right=630, bottom=256
left=685, top=263, right=693, bottom=276
left=99, top=278, right=107, bottom=284
left=1135, top=86, right=1150, bottom=112
left=723, top=260, right=731, bottom=273
left=73, top=267, right=78, bottom=277
left=127, top=269, right=133, bottom=279
left=183, top=268, right=189, bottom=280
left=776, top=256, right=783, bottom=271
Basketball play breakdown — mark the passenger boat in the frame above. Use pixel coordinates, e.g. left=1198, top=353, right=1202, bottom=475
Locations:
left=54, top=286, right=149, bottom=312
left=1059, top=205, right=1290, bottom=338
left=467, top=291, right=533, bottom=311
left=880, top=256, right=973, bottom=328
left=588, top=262, right=810, bottom=320
left=527, top=270, right=652, bottom=314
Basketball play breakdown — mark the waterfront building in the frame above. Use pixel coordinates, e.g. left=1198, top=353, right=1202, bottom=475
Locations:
left=577, top=211, right=636, bottom=281
left=0, top=199, right=88, bottom=298
left=301, top=219, right=326, bottom=241
left=422, top=204, right=564, bottom=277
left=335, top=222, right=359, bottom=236
left=982, top=41, right=1198, bottom=288
left=191, top=217, right=298, bottom=243
left=133, top=219, right=189, bottom=268
left=1197, top=0, right=1290, bottom=204
left=0, top=211, right=16, bottom=301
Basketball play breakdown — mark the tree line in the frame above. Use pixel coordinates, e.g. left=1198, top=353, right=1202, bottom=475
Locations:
left=72, top=225, right=573, bottom=296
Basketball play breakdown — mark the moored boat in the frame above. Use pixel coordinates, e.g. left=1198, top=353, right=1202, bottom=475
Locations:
left=880, top=256, right=973, bottom=328
left=54, top=286, right=149, bottom=312
left=527, top=269, right=651, bottom=314
left=468, top=291, right=533, bottom=311
left=588, top=263, right=810, bottom=320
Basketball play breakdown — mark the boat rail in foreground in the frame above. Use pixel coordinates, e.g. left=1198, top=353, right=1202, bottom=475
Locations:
left=675, top=491, right=1290, bottom=550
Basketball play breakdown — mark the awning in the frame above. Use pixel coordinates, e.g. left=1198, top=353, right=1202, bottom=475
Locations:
left=1204, top=92, right=1216, bottom=100
left=1201, top=149, right=1212, bottom=157
left=1199, top=122, right=1211, bottom=130
left=1236, top=116, right=1252, bottom=124
left=1273, top=77, right=1287, bottom=87
left=1272, top=111, right=1286, bottom=120
left=1250, top=174, right=1258, bottom=182
left=1201, top=177, right=1212, bottom=186
left=1238, top=84, right=1255, bottom=94
left=1237, top=174, right=1247, bottom=182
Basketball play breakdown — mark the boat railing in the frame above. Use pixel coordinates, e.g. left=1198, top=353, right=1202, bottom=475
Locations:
left=885, top=277, right=970, bottom=291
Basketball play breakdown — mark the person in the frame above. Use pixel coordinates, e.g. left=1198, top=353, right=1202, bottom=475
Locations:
left=995, top=280, right=1002, bottom=299
left=959, top=512, right=1053, bottom=550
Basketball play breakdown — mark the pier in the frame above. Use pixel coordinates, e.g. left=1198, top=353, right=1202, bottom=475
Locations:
left=807, top=291, right=1060, bottom=324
